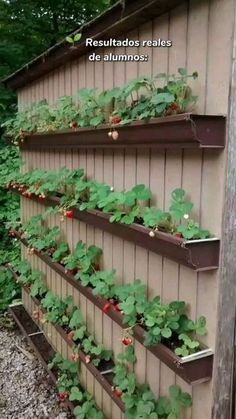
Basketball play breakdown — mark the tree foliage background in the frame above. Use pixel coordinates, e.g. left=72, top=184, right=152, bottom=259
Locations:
left=0, top=0, right=114, bottom=309
left=0, top=0, right=114, bottom=113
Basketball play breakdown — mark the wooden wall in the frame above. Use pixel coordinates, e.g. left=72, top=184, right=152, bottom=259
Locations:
left=18, top=0, right=235, bottom=418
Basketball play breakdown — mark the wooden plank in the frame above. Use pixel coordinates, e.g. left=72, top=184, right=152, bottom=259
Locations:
left=86, top=143, right=95, bottom=398
left=65, top=63, right=72, bottom=96
left=102, top=150, right=113, bottom=419
left=157, top=1, right=186, bottom=398
left=138, top=21, right=153, bottom=77
left=212, top=4, right=236, bottom=415
left=134, top=148, right=150, bottom=384
left=93, top=148, right=104, bottom=411
left=205, top=0, right=233, bottom=115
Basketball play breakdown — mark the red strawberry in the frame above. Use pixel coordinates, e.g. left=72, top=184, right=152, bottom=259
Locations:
left=111, top=116, right=121, bottom=125
left=122, top=337, right=133, bottom=346
left=170, top=102, right=179, bottom=111
left=66, top=210, right=74, bottom=219
left=69, top=121, right=78, bottom=129
left=113, top=388, right=123, bottom=398
left=175, top=233, right=182, bottom=239
left=102, top=302, right=111, bottom=313
left=58, top=392, right=69, bottom=402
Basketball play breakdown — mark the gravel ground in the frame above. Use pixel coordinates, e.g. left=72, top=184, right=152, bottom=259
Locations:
left=0, top=317, right=71, bottom=419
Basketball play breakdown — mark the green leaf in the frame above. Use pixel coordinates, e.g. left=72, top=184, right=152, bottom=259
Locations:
left=74, top=326, right=86, bottom=340
left=180, top=392, right=192, bottom=407
left=122, top=394, right=135, bottom=409
left=74, top=406, right=83, bottom=416
left=132, top=184, right=152, bottom=201
left=69, top=309, right=84, bottom=329
left=69, top=386, right=83, bottom=401
left=90, top=115, right=104, bottom=127
left=66, top=36, right=74, bottom=44
left=152, top=326, right=161, bottom=336
left=195, top=316, right=207, bottom=336
left=149, top=413, right=158, bottom=419
left=151, top=92, right=175, bottom=105
left=171, top=188, right=186, bottom=202
left=74, top=33, right=82, bottom=42
left=161, top=327, right=172, bottom=339
left=167, top=413, right=178, bottom=419
left=169, top=385, right=181, bottom=399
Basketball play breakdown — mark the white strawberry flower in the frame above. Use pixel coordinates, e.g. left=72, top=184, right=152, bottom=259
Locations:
left=183, top=214, right=189, bottom=220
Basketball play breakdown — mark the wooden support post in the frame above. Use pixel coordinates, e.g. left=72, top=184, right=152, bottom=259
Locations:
left=212, top=6, right=236, bottom=418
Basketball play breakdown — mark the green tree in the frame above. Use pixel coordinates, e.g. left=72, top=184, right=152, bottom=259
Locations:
left=0, top=0, right=112, bottom=75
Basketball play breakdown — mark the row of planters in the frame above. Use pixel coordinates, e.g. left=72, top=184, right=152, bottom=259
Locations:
left=10, top=301, right=107, bottom=419
left=2, top=69, right=199, bottom=143
left=9, top=206, right=213, bottom=384
left=9, top=259, right=192, bottom=419
left=7, top=167, right=220, bottom=270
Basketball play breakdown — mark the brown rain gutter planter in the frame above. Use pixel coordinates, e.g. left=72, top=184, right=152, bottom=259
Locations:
left=19, top=114, right=226, bottom=150
left=9, top=303, right=75, bottom=414
left=11, top=188, right=220, bottom=271
left=9, top=303, right=56, bottom=381
left=13, top=236, right=214, bottom=385
left=11, top=270, right=124, bottom=411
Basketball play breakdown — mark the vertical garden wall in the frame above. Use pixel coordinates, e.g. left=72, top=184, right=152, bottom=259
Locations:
left=6, top=0, right=235, bottom=418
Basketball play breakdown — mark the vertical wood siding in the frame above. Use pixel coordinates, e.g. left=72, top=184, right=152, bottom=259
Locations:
left=18, top=0, right=234, bottom=418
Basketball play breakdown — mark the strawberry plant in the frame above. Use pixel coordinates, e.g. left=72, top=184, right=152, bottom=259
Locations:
left=48, top=352, right=90, bottom=413
left=14, top=255, right=192, bottom=419
left=14, top=262, right=47, bottom=298
left=73, top=396, right=104, bottom=419
left=12, top=259, right=32, bottom=285
left=15, top=258, right=113, bottom=368
left=113, top=346, right=192, bottom=419
left=9, top=167, right=211, bottom=240
left=65, top=241, right=102, bottom=274
left=143, top=299, right=189, bottom=346
left=2, top=69, right=198, bottom=141
left=98, top=184, right=152, bottom=224
left=114, top=280, right=147, bottom=326
left=30, top=272, right=48, bottom=298
left=88, top=270, right=116, bottom=299
left=0, top=268, right=20, bottom=312
left=15, top=212, right=208, bottom=358
left=29, top=226, right=60, bottom=253
left=81, top=335, right=112, bottom=366
left=41, top=292, right=74, bottom=326
left=79, top=180, right=111, bottom=211
left=52, top=242, right=70, bottom=263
